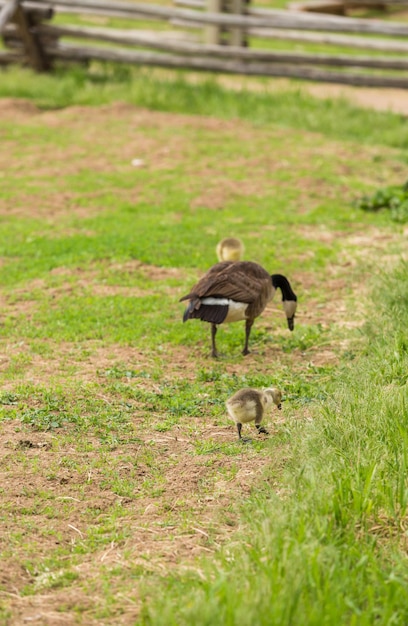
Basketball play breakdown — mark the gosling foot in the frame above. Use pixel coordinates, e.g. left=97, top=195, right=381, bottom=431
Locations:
left=256, top=425, right=269, bottom=435
left=239, top=437, right=252, bottom=444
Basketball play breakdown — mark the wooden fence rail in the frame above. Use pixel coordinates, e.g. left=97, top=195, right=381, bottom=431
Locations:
left=17, top=0, right=408, bottom=35
left=1, top=0, right=408, bottom=87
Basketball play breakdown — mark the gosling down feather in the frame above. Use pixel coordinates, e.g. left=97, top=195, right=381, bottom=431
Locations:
left=226, top=387, right=282, bottom=440
left=216, top=237, right=244, bottom=262
left=180, top=261, right=297, bottom=357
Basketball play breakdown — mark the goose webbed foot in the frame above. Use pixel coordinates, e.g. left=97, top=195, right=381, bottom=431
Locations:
left=242, top=348, right=261, bottom=356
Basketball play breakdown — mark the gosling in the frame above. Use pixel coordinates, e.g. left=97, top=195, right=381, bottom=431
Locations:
left=216, top=237, right=244, bottom=262
left=226, top=387, right=282, bottom=441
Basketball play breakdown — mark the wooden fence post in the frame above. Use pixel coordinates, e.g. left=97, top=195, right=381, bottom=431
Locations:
left=0, top=0, right=51, bottom=70
left=205, top=0, right=250, bottom=45
left=226, top=0, right=249, bottom=46
left=13, top=2, right=51, bottom=70
left=205, top=0, right=222, bottom=44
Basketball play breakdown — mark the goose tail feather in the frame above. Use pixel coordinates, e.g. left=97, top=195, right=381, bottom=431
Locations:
left=182, top=298, right=229, bottom=324
left=182, top=298, right=199, bottom=323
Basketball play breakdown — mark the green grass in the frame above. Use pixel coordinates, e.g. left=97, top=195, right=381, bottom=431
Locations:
left=0, top=56, right=408, bottom=624
left=139, top=260, right=408, bottom=626
left=1, top=64, right=408, bottom=149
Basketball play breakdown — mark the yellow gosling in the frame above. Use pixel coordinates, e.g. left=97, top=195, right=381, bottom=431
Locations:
left=216, top=237, right=244, bottom=262
left=226, top=387, right=282, bottom=441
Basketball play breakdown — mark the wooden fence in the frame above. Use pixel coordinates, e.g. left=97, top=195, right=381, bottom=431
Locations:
left=2, top=0, right=408, bottom=87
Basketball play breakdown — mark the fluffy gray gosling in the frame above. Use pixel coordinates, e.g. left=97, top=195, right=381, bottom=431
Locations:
left=226, top=387, right=282, bottom=441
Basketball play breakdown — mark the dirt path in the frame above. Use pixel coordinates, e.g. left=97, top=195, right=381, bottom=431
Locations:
left=298, top=83, right=408, bottom=115
left=187, top=60, right=405, bottom=115
left=216, top=75, right=408, bottom=115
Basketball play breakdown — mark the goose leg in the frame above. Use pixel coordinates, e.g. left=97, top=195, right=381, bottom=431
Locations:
left=242, top=319, right=254, bottom=356
left=211, top=323, right=218, bottom=358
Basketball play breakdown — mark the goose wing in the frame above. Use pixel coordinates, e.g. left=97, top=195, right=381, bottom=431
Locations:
left=180, top=262, right=270, bottom=304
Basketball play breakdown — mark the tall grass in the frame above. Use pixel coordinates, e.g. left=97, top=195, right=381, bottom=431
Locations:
left=140, top=260, right=408, bottom=625
left=1, top=64, right=408, bottom=149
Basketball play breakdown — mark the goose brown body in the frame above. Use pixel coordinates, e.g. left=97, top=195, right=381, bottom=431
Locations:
left=180, top=261, right=297, bottom=357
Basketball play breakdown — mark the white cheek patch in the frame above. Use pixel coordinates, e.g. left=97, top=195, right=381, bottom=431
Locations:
left=283, top=300, right=297, bottom=319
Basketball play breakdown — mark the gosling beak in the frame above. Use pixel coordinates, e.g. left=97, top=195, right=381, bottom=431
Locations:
left=287, top=315, right=295, bottom=331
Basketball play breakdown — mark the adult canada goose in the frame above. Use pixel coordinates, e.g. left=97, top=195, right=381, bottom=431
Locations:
left=216, top=237, right=244, bottom=262
left=180, top=261, right=297, bottom=357
left=226, top=387, right=282, bottom=441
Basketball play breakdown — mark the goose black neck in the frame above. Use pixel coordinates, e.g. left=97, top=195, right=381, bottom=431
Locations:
left=271, top=274, right=297, bottom=302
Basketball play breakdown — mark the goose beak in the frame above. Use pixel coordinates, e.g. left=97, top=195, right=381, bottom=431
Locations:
left=287, top=315, right=295, bottom=331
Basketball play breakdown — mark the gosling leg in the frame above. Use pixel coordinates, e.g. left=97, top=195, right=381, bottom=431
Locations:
left=211, top=323, right=218, bottom=358
left=242, top=319, right=254, bottom=356
left=237, top=423, right=251, bottom=443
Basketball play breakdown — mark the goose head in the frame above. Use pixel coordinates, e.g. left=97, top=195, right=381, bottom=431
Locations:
left=271, top=274, right=297, bottom=331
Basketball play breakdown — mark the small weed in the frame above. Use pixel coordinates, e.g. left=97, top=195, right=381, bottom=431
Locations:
left=280, top=324, right=327, bottom=352
left=31, top=569, right=79, bottom=592
left=355, top=181, right=408, bottom=223
left=20, top=408, right=70, bottom=431
left=0, top=392, right=19, bottom=405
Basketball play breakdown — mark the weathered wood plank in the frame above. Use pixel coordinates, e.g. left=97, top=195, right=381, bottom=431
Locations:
left=248, top=28, right=408, bottom=53
left=26, top=0, right=408, bottom=36
left=46, top=42, right=408, bottom=88
left=173, top=17, right=408, bottom=53
left=288, top=0, right=347, bottom=13
left=0, top=0, right=18, bottom=33
left=0, top=48, right=22, bottom=63
left=36, top=23, right=408, bottom=70
left=175, top=0, right=408, bottom=4
left=174, top=0, right=204, bottom=7
left=0, top=0, right=53, bottom=17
